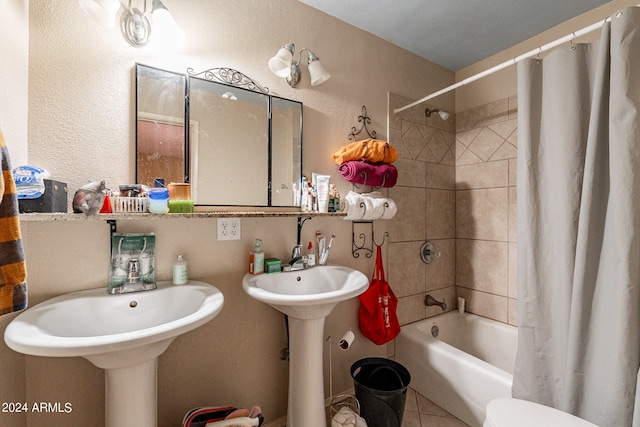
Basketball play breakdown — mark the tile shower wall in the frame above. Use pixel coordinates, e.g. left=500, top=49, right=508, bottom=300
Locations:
left=388, top=93, right=457, bottom=325
left=388, top=93, right=517, bottom=327
left=455, top=97, right=518, bottom=326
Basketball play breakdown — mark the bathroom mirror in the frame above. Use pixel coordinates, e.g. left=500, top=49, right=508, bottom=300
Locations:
left=135, top=63, right=303, bottom=207
left=136, top=64, right=188, bottom=186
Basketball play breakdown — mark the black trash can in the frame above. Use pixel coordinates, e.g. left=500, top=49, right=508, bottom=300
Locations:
left=351, top=357, right=411, bottom=427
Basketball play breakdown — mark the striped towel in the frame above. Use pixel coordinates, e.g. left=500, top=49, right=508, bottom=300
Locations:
left=0, top=128, right=27, bottom=315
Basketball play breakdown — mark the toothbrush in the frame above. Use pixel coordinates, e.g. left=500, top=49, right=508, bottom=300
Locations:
left=320, top=234, right=335, bottom=265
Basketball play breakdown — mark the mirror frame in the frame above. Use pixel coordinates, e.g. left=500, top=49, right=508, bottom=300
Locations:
left=135, top=63, right=303, bottom=207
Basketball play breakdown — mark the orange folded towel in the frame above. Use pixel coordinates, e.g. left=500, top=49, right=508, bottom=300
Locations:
left=332, top=138, right=399, bottom=165
left=0, top=128, right=27, bottom=316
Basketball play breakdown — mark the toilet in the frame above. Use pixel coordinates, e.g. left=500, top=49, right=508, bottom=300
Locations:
left=484, top=398, right=600, bottom=427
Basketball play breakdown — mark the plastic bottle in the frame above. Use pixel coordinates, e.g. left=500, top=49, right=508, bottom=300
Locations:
left=173, top=254, right=189, bottom=285
left=306, top=241, right=316, bottom=266
left=148, top=188, right=169, bottom=214
left=249, top=239, right=265, bottom=275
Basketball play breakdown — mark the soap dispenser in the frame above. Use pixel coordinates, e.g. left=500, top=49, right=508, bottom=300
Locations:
left=249, top=239, right=265, bottom=275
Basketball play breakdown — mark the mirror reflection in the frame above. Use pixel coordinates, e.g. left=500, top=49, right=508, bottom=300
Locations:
left=135, top=63, right=303, bottom=207
left=136, top=65, right=187, bottom=186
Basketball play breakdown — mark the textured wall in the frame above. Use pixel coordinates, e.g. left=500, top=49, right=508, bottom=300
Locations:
left=1, top=1, right=455, bottom=426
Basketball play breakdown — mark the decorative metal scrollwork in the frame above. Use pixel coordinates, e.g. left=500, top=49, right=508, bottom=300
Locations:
left=348, top=105, right=377, bottom=141
left=352, top=220, right=388, bottom=258
left=187, top=67, right=269, bottom=93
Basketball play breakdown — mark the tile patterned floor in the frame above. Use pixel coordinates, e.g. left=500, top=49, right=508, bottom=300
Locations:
left=262, top=387, right=469, bottom=427
left=403, top=387, right=469, bottom=427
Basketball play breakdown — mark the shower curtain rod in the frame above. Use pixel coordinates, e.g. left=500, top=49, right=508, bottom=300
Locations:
left=393, top=13, right=619, bottom=114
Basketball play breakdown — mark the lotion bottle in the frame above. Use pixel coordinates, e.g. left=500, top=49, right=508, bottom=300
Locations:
left=173, top=254, right=189, bottom=285
left=249, top=239, right=265, bottom=275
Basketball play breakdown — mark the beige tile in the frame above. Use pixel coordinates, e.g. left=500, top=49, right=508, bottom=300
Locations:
left=488, top=118, right=517, bottom=140
left=388, top=126, right=402, bottom=152
left=426, top=163, right=455, bottom=190
left=508, top=95, right=518, bottom=119
left=405, top=387, right=419, bottom=412
left=427, top=189, right=456, bottom=239
left=508, top=186, right=517, bottom=242
left=456, top=128, right=482, bottom=147
left=508, top=158, right=517, bottom=186
left=402, top=123, right=429, bottom=160
left=508, top=242, right=517, bottom=299
left=425, top=239, right=456, bottom=291
left=440, top=149, right=456, bottom=166
left=456, top=239, right=508, bottom=296
left=417, top=393, right=454, bottom=417
left=395, top=158, right=426, bottom=188
left=389, top=241, right=425, bottom=297
left=398, top=294, right=427, bottom=325
left=456, top=98, right=509, bottom=133
left=456, top=188, right=508, bottom=241
left=508, top=298, right=518, bottom=326
left=427, top=131, right=450, bottom=163
left=456, top=160, right=509, bottom=189
left=389, top=186, right=425, bottom=243
left=419, top=413, right=470, bottom=427
left=456, top=147, right=484, bottom=166
left=456, top=287, right=508, bottom=323
left=489, top=141, right=517, bottom=161
left=467, top=127, right=505, bottom=162
left=402, top=409, right=422, bottom=427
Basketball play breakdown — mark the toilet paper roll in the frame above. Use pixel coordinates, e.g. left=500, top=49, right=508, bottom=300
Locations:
left=339, top=330, right=355, bottom=350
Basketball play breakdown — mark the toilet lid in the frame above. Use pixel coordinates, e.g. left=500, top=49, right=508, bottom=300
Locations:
left=484, top=398, right=600, bottom=427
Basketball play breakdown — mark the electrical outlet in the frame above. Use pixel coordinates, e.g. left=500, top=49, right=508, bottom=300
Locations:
left=217, top=217, right=241, bottom=241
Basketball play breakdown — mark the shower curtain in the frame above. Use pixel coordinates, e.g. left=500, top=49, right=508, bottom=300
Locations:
left=514, top=7, right=640, bottom=427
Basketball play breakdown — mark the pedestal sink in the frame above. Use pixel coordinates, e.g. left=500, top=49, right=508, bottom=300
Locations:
left=242, top=265, right=368, bottom=427
left=4, top=280, right=224, bottom=427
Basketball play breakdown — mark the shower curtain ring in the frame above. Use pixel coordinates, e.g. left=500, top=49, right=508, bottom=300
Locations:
left=570, top=33, right=577, bottom=50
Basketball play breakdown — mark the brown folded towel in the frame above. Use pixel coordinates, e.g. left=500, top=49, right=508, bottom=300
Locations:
left=0, top=128, right=27, bottom=315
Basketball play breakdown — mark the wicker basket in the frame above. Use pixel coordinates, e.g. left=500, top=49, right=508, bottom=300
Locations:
left=111, top=197, right=148, bottom=213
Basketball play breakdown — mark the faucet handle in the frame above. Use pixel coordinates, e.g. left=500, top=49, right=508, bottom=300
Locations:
left=292, top=244, right=302, bottom=258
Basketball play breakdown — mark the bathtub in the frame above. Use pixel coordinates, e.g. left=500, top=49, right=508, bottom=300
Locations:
left=395, top=311, right=517, bottom=427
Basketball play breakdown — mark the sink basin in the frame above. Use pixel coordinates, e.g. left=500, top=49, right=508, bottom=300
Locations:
left=4, top=280, right=224, bottom=427
left=242, top=264, right=368, bottom=319
left=243, top=264, right=368, bottom=427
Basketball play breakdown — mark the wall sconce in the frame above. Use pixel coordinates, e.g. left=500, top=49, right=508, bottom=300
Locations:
left=425, top=108, right=450, bottom=120
left=79, top=0, right=185, bottom=47
left=268, top=43, right=331, bottom=88
left=79, top=0, right=121, bottom=28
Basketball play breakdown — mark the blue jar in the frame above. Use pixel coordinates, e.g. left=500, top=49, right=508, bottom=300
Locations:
left=148, top=188, right=169, bottom=214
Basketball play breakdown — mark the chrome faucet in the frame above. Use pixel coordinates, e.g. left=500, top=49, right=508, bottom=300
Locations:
left=108, top=258, right=157, bottom=294
left=289, top=244, right=307, bottom=271
left=425, top=294, right=447, bottom=311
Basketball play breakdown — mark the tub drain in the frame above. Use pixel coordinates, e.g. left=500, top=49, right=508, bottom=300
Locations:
left=431, top=325, right=439, bottom=337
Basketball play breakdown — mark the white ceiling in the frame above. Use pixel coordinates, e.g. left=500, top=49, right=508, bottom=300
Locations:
left=299, top=0, right=611, bottom=71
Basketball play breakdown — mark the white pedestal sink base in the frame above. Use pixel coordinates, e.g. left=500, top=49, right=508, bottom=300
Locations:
left=106, top=358, right=157, bottom=427
left=287, top=316, right=326, bottom=427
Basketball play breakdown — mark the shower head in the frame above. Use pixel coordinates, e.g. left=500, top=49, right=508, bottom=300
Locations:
left=425, top=108, right=450, bottom=120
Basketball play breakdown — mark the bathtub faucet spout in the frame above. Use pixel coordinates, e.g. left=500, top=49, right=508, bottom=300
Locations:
left=425, top=294, right=447, bottom=311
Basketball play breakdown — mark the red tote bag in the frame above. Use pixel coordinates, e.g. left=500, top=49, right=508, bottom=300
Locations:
left=358, top=245, right=401, bottom=345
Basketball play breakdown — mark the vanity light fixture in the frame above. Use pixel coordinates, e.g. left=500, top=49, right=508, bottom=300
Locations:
left=78, top=0, right=121, bottom=29
left=268, top=43, right=331, bottom=88
left=425, top=108, right=450, bottom=120
left=79, top=0, right=184, bottom=47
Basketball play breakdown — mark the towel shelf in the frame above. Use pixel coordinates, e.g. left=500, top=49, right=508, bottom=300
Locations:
left=351, top=220, right=388, bottom=258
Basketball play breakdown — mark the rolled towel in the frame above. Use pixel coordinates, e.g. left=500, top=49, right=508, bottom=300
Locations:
left=342, top=191, right=366, bottom=220
left=342, top=191, right=397, bottom=220
left=338, top=161, right=398, bottom=188
left=332, top=138, right=399, bottom=165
